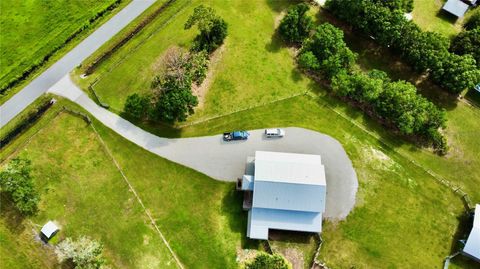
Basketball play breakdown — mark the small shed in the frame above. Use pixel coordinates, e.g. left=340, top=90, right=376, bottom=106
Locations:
left=442, top=0, right=470, bottom=17
left=40, top=221, right=59, bottom=240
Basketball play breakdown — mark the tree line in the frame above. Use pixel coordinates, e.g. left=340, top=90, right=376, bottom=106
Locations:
left=451, top=10, right=480, bottom=68
left=279, top=3, right=447, bottom=153
left=124, top=5, right=227, bottom=123
left=325, top=0, right=480, bottom=94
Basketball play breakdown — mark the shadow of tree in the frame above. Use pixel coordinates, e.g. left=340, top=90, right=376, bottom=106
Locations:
left=0, top=193, right=27, bottom=234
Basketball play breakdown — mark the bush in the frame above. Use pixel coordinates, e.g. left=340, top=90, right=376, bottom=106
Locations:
left=185, top=5, right=228, bottom=53
left=302, top=23, right=357, bottom=78
left=325, top=0, right=480, bottom=93
left=297, top=51, right=320, bottom=70
left=245, top=253, right=291, bottom=269
left=55, top=236, right=105, bottom=269
left=464, top=10, right=480, bottom=31
left=124, top=93, right=150, bottom=119
left=0, top=157, right=39, bottom=215
left=278, top=3, right=313, bottom=44
left=187, top=50, right=209, bottom=85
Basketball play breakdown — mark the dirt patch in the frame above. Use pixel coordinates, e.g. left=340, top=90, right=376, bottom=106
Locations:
left=280, top=248, right=304, bottom=269
left=191, top=43, right=226, bottom=109
left=236, top=248, right=260, bottom=264
left=274, top=11, right=286, bottom=29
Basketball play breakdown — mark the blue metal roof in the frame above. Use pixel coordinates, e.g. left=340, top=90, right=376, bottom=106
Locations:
left=442, top=0, right=469, bottom=17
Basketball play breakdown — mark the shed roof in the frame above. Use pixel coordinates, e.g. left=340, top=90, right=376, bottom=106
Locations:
left=41, top=221, right=59, bottom=238
left=442, top=0, right=469, bottom=17
left=254, top=151, right=325, bottom=185
left=464, top=204, right=480, bottom=260
left=247, top=208, right=322, bottom=240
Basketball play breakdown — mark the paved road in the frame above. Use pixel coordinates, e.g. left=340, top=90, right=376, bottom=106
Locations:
left=0, top=0, right=156, bottom=128
left=48, top=76, right=358, bottom=219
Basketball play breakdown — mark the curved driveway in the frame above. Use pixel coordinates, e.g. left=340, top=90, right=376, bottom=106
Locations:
left=48, top=76, right=358, bottom=219
left=0, top=0, right=156, bottom=128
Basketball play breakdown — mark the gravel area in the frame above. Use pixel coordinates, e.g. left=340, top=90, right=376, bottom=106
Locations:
left=49, top=76, right=358, bottom=219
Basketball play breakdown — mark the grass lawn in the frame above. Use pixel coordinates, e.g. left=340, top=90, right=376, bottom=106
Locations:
left=0, top=0, right=131, bottom=105
left=0, top=111, right=176, bottom=269
left=412, top=0, right=462, bottom=37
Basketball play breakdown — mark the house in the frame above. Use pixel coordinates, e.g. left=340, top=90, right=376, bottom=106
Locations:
left=40, top=221, right=59, bottom=241
left=442, top=0, right=470, bottom=17
left=237, top=151, right=326, bottom=240
left=463, top=204, right=480, bottom=262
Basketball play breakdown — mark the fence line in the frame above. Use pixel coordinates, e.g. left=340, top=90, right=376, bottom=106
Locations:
left=88, top=121, right=184, bottom=269
left=177, top=91, right=309, bottom=128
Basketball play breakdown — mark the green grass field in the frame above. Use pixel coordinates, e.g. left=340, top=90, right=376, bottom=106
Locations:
left=0, top=111, right=176, bottom=269
left=0, top=0, right=129, bottom=104
left=412, top=0, right=462, bottom=37
left=2, top=0, right=479, bottom=268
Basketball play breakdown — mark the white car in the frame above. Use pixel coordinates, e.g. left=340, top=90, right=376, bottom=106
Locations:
left=265, top=128, right=285, bottom=138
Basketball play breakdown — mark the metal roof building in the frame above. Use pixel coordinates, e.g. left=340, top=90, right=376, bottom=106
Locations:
left=238, top=151, right=326, bottom=240
left=442, top=0, right=470, bottom=17
left=40, top=221, right=59, bottom=240
left=464, top=204, right=480, bottom=261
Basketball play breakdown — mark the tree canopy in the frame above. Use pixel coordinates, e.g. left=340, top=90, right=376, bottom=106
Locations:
left=0, top=157, right=39, bottom=215
left=278, top=3, right=313, bottom=44
left=185, top=5, right=227, bottom=53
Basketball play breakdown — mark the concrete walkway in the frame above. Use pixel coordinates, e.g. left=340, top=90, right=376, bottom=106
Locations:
left=48, top=75, right=358, bottom=219
left=0, top=0, right=156, bottom=128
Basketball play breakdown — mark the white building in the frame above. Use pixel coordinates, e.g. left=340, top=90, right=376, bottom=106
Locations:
left=40, top=221, right=59, bottom=240
left=238, top=151, right=326, bottom=240
left=464, top=204, right=480, bottom=262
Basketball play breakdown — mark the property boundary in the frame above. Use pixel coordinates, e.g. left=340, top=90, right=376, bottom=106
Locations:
left=88, top=120, right=184, bottom=269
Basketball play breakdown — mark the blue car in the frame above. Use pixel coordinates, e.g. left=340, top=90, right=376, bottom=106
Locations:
left=223, top=131, right=249, bottom=141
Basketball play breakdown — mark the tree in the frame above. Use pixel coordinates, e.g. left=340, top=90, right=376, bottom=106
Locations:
left=451, top=27, right=480, bottom=66
left=245, top=253, right=291, bottom=269
left=150, top=73, right=198, bottom=122
left=124, top=93, right=150, bottom=119
left=278, top=3, right=313, bottom=44
left=302, top=23, right=357, bottom=78
left=0, top=157, right=39, bottom=216
left=464, top=10, right=480, bottom=31
left=371, top=0, right=413, bottom=13
left=55, top=236, right=105, bottom=269
left=297, top=51, right=320, bottom=70
left=185, top=5, right=227, bottom=53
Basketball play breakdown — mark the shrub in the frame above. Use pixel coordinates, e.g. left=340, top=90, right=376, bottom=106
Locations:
left=185, top=5, right=228, bottom=53
left=187, top=50, right=209, bottom=85
left=0, top=157, right=39, bottom=215
left=124, top=93, right=150, bottom=119
left=55, top=236, right=105, bottom=269
left=245, top=253, right=291, bottom=269
left=278, top=3, right=313, bottom=44
left=297, top=51, right=320, bottom=70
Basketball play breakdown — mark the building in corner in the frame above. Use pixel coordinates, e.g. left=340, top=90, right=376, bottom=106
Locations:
left=237, top=151, right=326, bottom=240
left=463, top=204, right=480, bottom=262
left=442, top=0, right=470, bottom=17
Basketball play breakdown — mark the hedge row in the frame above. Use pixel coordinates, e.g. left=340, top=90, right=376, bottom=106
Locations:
left=83, top=0, right=176, bottom=75
left=0, top=0, right=123, bottom=95
left=279, top=4, right=448, bottom=153
left=325, top=0, right=480, bottom=94
left=0, top=99, right=55, bottom=149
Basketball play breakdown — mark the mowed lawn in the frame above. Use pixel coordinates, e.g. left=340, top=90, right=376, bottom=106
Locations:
left=412, top=0, right=463, bottom=37
left=0, top=0, right=120, bottom=89
left=0, top=112, right=176, bottom=269
left=77, top=0, right=306, bottom=117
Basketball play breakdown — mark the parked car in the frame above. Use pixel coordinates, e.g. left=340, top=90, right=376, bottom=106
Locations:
left=223, top=131, right=249, bottom=141
left=264, top=128, right=285, bottom=138
left=474, top=83, right=480, bottom=93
